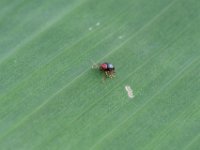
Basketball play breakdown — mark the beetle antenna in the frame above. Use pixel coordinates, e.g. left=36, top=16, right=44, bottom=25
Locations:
left=90, top=59, right=99, bottom=69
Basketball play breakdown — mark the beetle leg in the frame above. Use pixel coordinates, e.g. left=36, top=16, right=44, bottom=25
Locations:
left=109, top=72, right=112, bottom=78
left=105, top=71, right=109, bottom=77
left=112, top=71, right=115, bottom=77
left=107, top=71, right=113, bottom=78
left=92, top=64, right=99, bottom=69
left=102, top=74, right=106, bottom=82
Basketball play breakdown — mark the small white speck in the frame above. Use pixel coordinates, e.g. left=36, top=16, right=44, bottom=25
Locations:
left=118, top=36, right=123, bottom=39
left=89, top=27, right=92, bottom=31
left=96, top=22, right=100, bottom=26
left=125, top=85, right=135, bottom=99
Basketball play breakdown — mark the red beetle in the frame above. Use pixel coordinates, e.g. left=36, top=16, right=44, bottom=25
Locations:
left=99, top=62, right=115, bottom=79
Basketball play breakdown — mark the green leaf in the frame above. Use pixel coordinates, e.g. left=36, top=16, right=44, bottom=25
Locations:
left=0, top=0, right=199, bottom=149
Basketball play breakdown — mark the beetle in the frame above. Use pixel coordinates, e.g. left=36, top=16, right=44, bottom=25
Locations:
left=99, top=62, right=115, bottom=79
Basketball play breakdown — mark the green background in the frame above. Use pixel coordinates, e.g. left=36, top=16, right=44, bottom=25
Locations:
left=0, top=0, right=199, bottom=149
